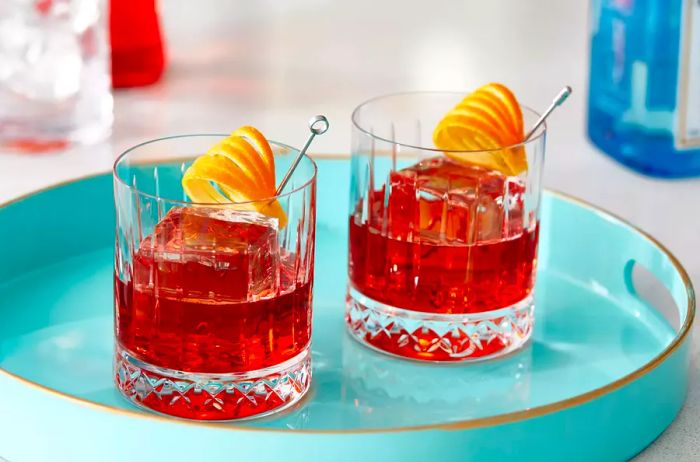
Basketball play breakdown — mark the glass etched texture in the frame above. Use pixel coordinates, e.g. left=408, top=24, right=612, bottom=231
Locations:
left=347, top=92, right=546, bottom=362
left=114, top=135, right=316, bottom=420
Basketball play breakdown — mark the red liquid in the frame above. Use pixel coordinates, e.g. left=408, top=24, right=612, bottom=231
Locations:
left=115, top=208, right=312, bottom=419
left=348, top=157, right=538, bottom=360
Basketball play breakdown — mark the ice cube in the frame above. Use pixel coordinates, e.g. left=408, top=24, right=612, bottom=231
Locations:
left=135, top=207, right=280, bottom=301
left=392, top=157, right=518, bottom=243
left=69, top=0, right=101, bottom=34
left=384, top=168, right=418, bottom=240
left=0, top=19, right=82, bottom=101
left=503, top=178, right=526, bottom=237
left=0, top=0, right=100, bottom=102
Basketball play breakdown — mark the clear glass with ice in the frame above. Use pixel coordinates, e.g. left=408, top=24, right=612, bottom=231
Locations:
left=113, top=135, right=317, bottom=421
left=346, top=92, right=546, bottom=362
left=0, top=0, right=112, bottom=151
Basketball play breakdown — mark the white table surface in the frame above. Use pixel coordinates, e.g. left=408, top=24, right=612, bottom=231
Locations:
left=0, top=1, right=698, bottom=459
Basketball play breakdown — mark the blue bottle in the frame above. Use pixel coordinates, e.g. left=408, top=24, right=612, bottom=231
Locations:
left=588, top=0, right=700, bottom=177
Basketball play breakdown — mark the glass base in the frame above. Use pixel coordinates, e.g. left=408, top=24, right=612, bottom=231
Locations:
left=114, top=344, right=311, bottom=421
left=0, top=116, right=112, bottom=153
left=346, top=286, right=534, bottom=362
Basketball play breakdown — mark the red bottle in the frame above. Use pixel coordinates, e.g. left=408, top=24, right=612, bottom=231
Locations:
left=109, top=0, right=166, bottom=88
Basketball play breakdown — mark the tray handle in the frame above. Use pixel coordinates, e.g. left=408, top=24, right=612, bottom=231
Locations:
left=623, top=243, right=694, bottom=331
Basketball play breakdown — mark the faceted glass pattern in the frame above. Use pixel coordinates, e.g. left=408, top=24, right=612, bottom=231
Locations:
left=113, top=135, right=316, bottom=420
left=347, top=93, right=546, bottom=361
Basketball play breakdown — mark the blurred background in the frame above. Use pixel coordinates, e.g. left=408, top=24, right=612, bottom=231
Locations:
left=0, top=0, right=698, bottom=458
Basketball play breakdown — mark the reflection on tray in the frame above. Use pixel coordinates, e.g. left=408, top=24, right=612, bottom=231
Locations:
left=249, top=333, right=532, bottom=431
left=339, top=335, right=532, bottom=427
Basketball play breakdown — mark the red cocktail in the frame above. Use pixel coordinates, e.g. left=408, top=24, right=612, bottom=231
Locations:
left=114, top=132, right=316, bottom=420
left=115, top=208, right=312, bottom=419
left=347, top=89, right=546, bottom=361
left=348, top=157, right=538, bottom=360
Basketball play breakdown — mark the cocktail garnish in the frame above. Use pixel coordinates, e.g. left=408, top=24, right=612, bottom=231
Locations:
left=433, top=83, right=527, bottom=176
left=182, top=126, right=288, bottom=227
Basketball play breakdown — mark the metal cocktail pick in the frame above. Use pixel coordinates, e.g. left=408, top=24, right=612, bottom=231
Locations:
left=524, top=86, right=573, bottom=141
left=275, top=115, right=329, bottom=195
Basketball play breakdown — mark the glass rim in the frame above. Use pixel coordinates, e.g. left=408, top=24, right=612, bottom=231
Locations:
left=112, top=133, right=317, bottom=207
left=351, top=91, right=546, bottom=153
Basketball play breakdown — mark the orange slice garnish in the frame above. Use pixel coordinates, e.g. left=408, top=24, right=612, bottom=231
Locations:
left=433, top=83, right=527, bottom=176
left=181, top=126, right=288, bottom=228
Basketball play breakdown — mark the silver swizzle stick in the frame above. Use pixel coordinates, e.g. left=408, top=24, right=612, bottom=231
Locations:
left=524, top=86, right=573, bottom=141
left=275, top=115, right=329, bottom=195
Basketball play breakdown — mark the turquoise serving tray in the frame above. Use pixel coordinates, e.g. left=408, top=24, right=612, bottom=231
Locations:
left=0, top=159, right=694, bottom=462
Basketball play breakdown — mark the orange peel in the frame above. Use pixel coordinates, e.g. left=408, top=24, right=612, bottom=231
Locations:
left=182, top=127, right=288, bottom=227
left=433, top=83, right=527, bottom=176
